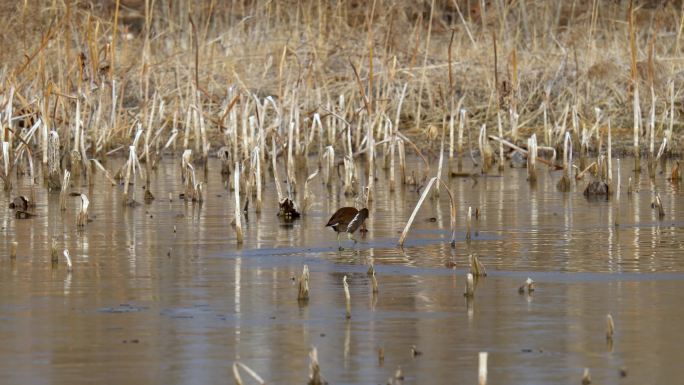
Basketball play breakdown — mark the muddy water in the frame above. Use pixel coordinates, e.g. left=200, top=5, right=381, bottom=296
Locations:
left=1, top=156, right=683, bottom=384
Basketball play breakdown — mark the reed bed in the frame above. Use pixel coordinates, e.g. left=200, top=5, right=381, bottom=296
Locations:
left=0, top=1, right=681, bottom=382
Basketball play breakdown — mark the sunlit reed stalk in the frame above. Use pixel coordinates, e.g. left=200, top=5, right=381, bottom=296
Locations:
left=497, top=111, right=504, bottom=171
left=302, top=168, right=320, bottom=214
left=76, top=194, right=89, bottom=227
left=297, top=265, right=310, bottom=302
left=234, top=162, right=244, bottom=244
left=478, top=124, right=492, bottom=173
left=60, top=171, right=71, bottom=211
left=557, top=132, right=572, bottom=192
left=527, top=134, right=537, bottom=183
left=323, top=146, right=334, bottom=187
left=368, top=260, right=379, bottom=294
left=389, top=136, right=396, bottom=192
left=457, top=109, right=466, bottom=170
left=63, top=249, right=73, bottom=272
left=649, top=86, right=656, bottom=157
left=607, top=118, right=613, bottom=185
left=10, top=241, right=17, bottom=260
left=654, top=193, right=665, bottom=219
left=51, top=239, right=58, bottom=265
left=633, top=82, right=641, bottom=171
left=254, top=147, right=262, bottom=213
left=464, top=273, right=475, bottom=297
left=232, top=362, right=265, bottom=385
left=606, top=313, right=615, bottom=341
left=466, top=206, right=472, bottom=241
left=287, top=121, right=296, bottom=192
left=436, top=120, right=445, bottom=195
left=91, top=159, right=117, bottom=185
left=1, top=141, right=10, bottom=191
left=469, top=254, right=486, bottom=277
left=667, top=81, right=674, bottom=152
left=398, top=140, right=406, bottom=185
left=478, top=352, right=488, bottom=385
left=343, top=275, right=351, bottom=319
left=542, top=101, right=551, bottom=146
left=398, top=177, right=458, bottom=247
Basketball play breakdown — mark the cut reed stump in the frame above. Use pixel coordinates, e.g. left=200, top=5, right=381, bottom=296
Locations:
left=297, top=265, right=310, bottom=303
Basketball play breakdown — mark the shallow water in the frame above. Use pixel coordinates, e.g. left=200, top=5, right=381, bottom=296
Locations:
left=1, top=156, right=683, bottom=384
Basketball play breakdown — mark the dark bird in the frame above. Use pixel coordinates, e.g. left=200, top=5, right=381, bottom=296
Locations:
left=325, top=207, right=369, bottom=250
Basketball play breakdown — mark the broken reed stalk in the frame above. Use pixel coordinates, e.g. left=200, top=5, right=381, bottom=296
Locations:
left=527, top=134, right=537, bottom=183
left=63, top=249, right=73, bottom=272
left=343, top=275, right=351, bottom=319
left=10, top=241, right=17, bottom=260
left=76, top=194, right=89, bottom=227
left=232, top=362, right=265, bottom=385
left=307, top=346, right=326, bottom=385
left=478, top=352, right=488, bottom=385
left=497, top=112, right=504, bottom=171
left=469, top=254, right=487, bottom=277
left=654, top=193, right=665, bottom=219
left=629, top=0, right=640, bottom=171
left=59, top=171, right=71, bottom=211
left=297, top=265, right=310, bottom=302
left=397, top=177, right=458, bottom=247
left=234, top=162, right=244, bottom=244
left=518, top=277, right=535, bottom=294
left=606, top=313, right=615, bottom=340
left=464, top=273, right=474, bottom=297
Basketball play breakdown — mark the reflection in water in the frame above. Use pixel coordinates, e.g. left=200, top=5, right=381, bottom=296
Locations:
left=0, top=157, right=682, bottom=384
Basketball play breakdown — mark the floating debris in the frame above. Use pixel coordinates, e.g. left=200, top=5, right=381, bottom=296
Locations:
left=410, top=345, right=422, bottom=357
left=378, top=347, right=384, bottom=366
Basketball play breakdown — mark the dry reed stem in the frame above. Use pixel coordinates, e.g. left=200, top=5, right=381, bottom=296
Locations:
left=398, top=176, right=458, bottom=247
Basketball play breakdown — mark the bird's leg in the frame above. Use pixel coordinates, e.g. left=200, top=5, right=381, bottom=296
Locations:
left=337, top=232, right=343, bottom=251
left=348, top=232, right=358, bottom=244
